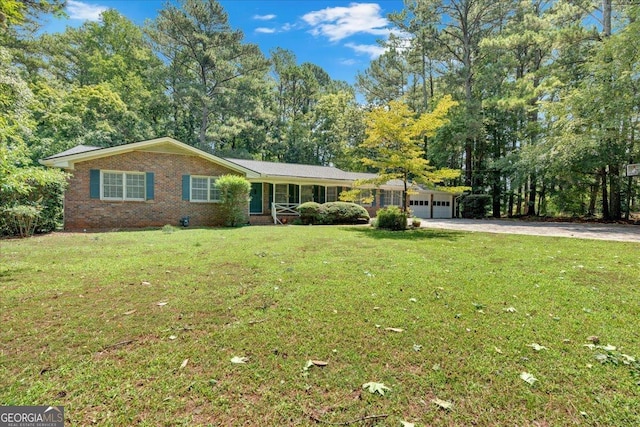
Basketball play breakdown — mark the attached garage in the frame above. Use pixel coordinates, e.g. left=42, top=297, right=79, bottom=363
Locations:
left=432, top=197, right=453, bottom=218
left=409, top=194, right=431, bottom=218
left=409, top=191, right=455, bottom=219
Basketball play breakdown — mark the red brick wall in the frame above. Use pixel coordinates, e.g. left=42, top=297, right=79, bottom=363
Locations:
left=64, top=150, right=243, bottom=230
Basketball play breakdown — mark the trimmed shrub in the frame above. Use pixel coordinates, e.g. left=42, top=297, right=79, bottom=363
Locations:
left=4, top=205, right=41, bottom=237
left=320, top=202, right=370, bottom=224
left=215, top=175, right=251, bottom=227
left=297, top=202, right=322, bottom=224
left=1, top=167, right=67, bottom=237
left=460, top=194, right=491, bottom=218
left=375, top=206, right=407, bottom=230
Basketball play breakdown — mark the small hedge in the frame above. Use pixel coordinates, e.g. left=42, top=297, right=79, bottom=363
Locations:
left=297, top=202, right=322, bottom=224
left=460, top=194, right=491, bottom=218
left=296, top=201, right=370, bottom=225
left=375, top=206, right=407, bottom=230
left=322, top=202, right=370, bottom=224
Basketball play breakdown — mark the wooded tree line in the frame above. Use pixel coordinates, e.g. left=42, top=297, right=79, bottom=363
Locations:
left=361, top=0, right=640, bottom=219
left=1, top=0, right=639, bottom=219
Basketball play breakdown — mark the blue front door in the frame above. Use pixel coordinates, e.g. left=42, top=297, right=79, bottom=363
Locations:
left=250, top=183, right=263, bottom=214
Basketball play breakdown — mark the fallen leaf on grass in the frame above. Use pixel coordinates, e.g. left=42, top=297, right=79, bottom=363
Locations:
left=362, top=382, right=391, bottom=395
left=413, top=344, right=422, bottom=352
left=123, top=309, right=136, bottom=315
left=180, top=359, right=188, bottom=369
left=528, top=343, right=548, bottom=351
left=230, top=356, right=249, bottom=364
left=304, top=360, right=328, bottom=371
left=503, top=307, right=517, bottom=313
left=520, top=371, right=538, bottom=385
left=400, top=421, right=415, bottom=427
left=409, top=298, right=417, bottom=303
left=494, top=346, right=503, bottom=354
left=156, top=302, right=168, bottom=306
left=169, top=335, right=177, bottom=340
left=385, top=327, right=404, bottom=333
left=432, top=398, right=453, bottom=410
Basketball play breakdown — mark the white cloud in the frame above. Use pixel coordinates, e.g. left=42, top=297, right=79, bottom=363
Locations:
left=345, top=42, right=386, bottom=59
left=253, top=14, right=277, bottom=21
left=302, top=3, right=389, bottom=42
left=67, top=0, right=107, bottom=21
left=340, top=58, right=358, bottom=66
left=255, top=27, right=276, bottom=34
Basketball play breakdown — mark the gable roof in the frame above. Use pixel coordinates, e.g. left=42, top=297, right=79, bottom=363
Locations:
left=40, top=138, right=457, bottom=194
left=40, top=137, right=260, bottom=178
left=226, top=158, right=377, bottom=181
left=45, top=145, right=102, bottom=159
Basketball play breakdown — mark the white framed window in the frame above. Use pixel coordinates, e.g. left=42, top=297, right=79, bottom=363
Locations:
left=102, top=171, right=145, bottom=201
left=274, top=184, right=289, bottom=203
left=388, top=190, right=402, bottom=206
left=191, top=176, right=220, bottom=202
left=359, top=189, right=373, bottom=207
left=326, top=186, right=338, bottom=202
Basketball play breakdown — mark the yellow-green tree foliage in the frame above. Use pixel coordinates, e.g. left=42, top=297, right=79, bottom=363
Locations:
left=359, top=95, right=465, bottom=210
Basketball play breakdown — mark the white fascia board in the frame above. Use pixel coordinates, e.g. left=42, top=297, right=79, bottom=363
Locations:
left=40, top=137, right=259, bottom=177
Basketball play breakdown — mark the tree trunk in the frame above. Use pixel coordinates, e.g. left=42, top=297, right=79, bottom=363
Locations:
left=526, top=174, right=536, bottom=216
left=603, top=0, right=612, bottom=37
left=464, top=141, right=473, bottom=187
left=537, top=184, right=546, bottom=216
left=587, top=177, right=598, bottom=216
left=601, top=167, right=610, bottom=219
left=199, top=101, right=209, bottom=150
left=609, top=163, right=621, bottom=219
left=492, top=171, right=501, bottom=217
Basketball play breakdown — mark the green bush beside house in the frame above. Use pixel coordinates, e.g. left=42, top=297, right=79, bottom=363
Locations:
left=296, top=201, right=369, bottom=225
left=214, top=175, right=251, bottom=227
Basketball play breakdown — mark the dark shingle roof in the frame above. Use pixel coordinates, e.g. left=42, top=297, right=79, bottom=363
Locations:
left=226, top=158, right=377, bottom=181
left=44, top=145, right=101, bottom=159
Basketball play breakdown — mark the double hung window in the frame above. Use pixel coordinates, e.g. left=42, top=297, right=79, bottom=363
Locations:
left=102, top=171, right=145, bottom=201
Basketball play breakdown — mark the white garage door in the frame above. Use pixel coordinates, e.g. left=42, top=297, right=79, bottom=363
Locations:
left=432, top=198, right=452, bottom=218
left=409, top=196, right=431, bottom=219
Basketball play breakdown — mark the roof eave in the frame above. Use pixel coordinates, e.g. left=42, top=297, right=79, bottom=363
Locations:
left=39, top=137, right=260, bottom=177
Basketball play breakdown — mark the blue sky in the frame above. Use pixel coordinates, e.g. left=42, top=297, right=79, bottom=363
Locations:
left=44, top=0, right=408, bottom=84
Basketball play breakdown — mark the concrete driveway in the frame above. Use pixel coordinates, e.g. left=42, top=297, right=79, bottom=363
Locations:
left=419, top=218, right=640, bottom=243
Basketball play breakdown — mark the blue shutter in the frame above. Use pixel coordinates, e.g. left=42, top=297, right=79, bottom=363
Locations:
left=89, top=169, right=100, bottom=199
left=146, top=172, right=155, bottom=200
left=182, top=175, right=190, bottom=201
left=380, top=190, right=386, bottom=207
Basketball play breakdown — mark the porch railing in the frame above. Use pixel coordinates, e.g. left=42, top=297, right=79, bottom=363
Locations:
left=271, top=202, right=300, bottom=224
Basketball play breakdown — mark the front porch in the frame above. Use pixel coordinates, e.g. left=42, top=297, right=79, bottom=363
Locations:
left=246, top=181, right=423, bottom=225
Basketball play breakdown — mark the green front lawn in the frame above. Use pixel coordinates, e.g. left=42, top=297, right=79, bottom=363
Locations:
left=1, top=226, right=639, bottom=426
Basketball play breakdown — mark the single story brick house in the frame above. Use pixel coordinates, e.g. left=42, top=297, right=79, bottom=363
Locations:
left=41, top=137, right=457, bottom=230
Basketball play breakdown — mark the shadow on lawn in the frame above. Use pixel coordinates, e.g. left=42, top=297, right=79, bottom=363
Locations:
left=341, top=226, right=462, bottom=241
